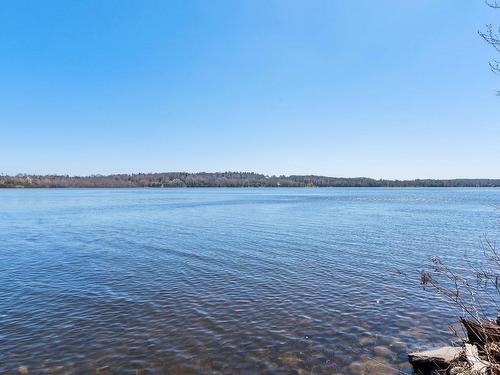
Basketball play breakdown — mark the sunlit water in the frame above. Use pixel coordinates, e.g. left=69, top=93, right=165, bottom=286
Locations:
left=1, top=188, right=499, bottom=374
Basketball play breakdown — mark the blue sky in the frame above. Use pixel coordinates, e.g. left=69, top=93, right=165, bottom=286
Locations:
left=1, top=0, right=499, bottom=179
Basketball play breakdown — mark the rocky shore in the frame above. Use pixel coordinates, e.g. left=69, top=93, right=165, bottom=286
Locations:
left=408, top=317, right=500, bottom=374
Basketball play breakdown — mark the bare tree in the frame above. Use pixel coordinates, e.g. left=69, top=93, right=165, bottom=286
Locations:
left=479, top=1, right=500, bottom=94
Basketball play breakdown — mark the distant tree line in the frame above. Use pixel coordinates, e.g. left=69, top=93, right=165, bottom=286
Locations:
left=0, top=172, right=498, bottom=188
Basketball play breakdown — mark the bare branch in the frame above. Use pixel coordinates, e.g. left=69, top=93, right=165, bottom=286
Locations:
left=486, top=0, right=500, bottom=8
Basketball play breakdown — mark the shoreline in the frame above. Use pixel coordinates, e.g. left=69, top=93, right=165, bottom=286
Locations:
left=2, top=185, right=500, bottom=189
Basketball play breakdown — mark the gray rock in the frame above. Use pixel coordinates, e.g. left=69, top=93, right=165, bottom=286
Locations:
left=408, top=346, right=463, bottom=375
left=408, top=346, right=462, bottom=364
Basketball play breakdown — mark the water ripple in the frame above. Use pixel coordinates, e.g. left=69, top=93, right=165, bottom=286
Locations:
left=0, top=188, right=498, bottom=374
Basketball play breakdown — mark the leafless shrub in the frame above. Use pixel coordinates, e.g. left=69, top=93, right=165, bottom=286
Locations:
left=420, top=229, right=500, bottom=372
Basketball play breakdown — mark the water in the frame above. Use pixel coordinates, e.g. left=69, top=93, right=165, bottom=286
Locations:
left=0, top=188, right=498, bottom=374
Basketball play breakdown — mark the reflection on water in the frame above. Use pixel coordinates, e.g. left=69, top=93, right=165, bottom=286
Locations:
left=0, top=188, right=498, bottom=374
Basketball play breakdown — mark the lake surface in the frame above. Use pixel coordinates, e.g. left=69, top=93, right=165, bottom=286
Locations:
left=1, top=188, right=499, bottom=374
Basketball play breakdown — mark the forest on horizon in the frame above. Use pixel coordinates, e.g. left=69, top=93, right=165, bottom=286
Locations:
left=1, top=172, right=499, bottom=188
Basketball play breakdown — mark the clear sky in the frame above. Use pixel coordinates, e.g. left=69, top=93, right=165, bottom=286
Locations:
left=1, top=0, right=499, bottom=179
